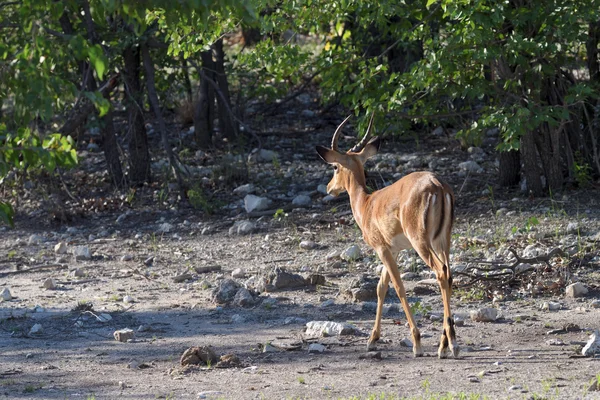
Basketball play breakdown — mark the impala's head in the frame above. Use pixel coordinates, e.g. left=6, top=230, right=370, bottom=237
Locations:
left=316, top=113, right=381, bottom=196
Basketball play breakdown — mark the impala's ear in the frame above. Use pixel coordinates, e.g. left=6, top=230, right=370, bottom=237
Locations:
left=316, top=145, right=344, bottom=164
left=358, top=137, right=381, bottom=162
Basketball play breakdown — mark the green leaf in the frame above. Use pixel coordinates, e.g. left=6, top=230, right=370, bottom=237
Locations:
left=88, top=44, right=108, bottom=80
left=426, top=0, right=437, bottom=10
left=0, top=202, right=14, bottom=228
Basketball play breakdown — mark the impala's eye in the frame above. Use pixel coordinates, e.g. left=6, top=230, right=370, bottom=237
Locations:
left=333, top=165, right=338, bottom=171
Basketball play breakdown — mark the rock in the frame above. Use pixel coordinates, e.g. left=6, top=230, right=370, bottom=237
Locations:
left=320, top=299, right=335, bottom=308
left=114, top=328, right=135, bottom=342
left=229, top=220, right=257, bottom=235
left=262, top=268, right=308, bottom=291
left=299, top=240, right=317, bottom=250
left=582, top=330, right=600, bottom=357
left=341, top=245, right=362, bottom=261
left=120, top=254, right=133, bottom=262
left=508, top=385, right=523, bottom=391
left=43, top=278, right=56, bottom=290
left=284, top=316, right=307, bottom=325
left=591, top=299, right=600, bottom=309
left=470, top=308, right=498, bottom=322
left=173, top=273, right=193, bottom=283
left=522, top=244, right=539, bottom=258
left=399, top=338, right=413, bottom=348
left=254, top=149, right=277, bottom=162
left=400, top=272, right=419, bottom=281
left=73, top=246, right=91, bottom=260
left=300, top=109, right=315, bottom=118
left=1, top=288, right=13, bottom=301
left=541, top=301, right=561, bottom=311
left=344, top=276, right=378, bottom=302
left=71, top=268, right=85, bottom=278
left=454, top=316, right=466, bottom=327
left=359, top=351, right=382, bottom=360
left=29, top=323, right=43, bottom=335
left=317, top=184, right=328, bottom=195
left=233, top=288, right=255, bottom=307
left=144, top=256, right=154, bottom=266
left=233, top=184, right=255, bottom=196
left=566, top=222, right=580, bottom=234
left=87, top=143, right=99, bottom=152
left=326, top=251, right=341, bottom=261
left=211, top=279, right=239, bottom=304
left=28, top=234, right=44, bottom=245
left=244, top=194, right=271, bottom=213
left=308, top=343, right=326, bottom=353
left=54, top=242, right=67, bottom=254
left=215, top=354, right=242, bottom=369
left=545, top=338, right=564, bottom=346
left=231, top=268, right=246, bottom=278
left=262, top=343, right=278, bottom=353
left=123, top=295, right=134, bottom=304
left=157, top=222, right=174, bottom=233
left=231, top=314, right=245, bottom=324
left=458, top=161, right=483, bottom=173
left=116, top=213, right=128, bottom=224
left=292, top=195, right=311, bottom=207
left=180, top=346, right=218, bottom=366
left=96, top=313, right=112, bottom=322
left=565, top=282, right=588, bottom=298
left=305, top=321, right=357, bottom=337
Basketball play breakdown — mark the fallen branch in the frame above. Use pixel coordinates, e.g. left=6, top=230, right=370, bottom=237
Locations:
left=0, top=263, right=69, bottom=278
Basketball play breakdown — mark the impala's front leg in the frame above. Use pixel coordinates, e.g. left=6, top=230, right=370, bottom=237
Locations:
left=378, top=249, right=423, bottom=357
left=367, top=267, right=389, bottom=350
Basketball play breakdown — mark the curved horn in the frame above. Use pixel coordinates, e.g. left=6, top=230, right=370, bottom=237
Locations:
left=331, top=114, right=352, bottom=152
left=349, top=112, right=375, bottom=153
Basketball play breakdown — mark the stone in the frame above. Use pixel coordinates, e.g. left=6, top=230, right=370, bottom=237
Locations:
left=180, top=346, right=218, bottom=366
left=292, top=195, right=311, bottom=207
left=233, top=184, right=255, bottom=196
left=211, top=279, right=239, bottom=304
left=114, top=328, right=135, bottom=342
left=399, top=338, right=413, bottom=348
left=96, top=313, right=112, bottom=322
left=400, top=272, right=419, bottom=281
left=565, top=282, right=588, bottom=298
left=28, top=234, right=44, bottom=245
left=87, top=143, right=99, bottom=152
left=123, top=295, right=134, bottom=304
left=231, top=268, right=246, bottom=278
left=545, top=338, right=564, bottom=346
left=299, top=240, right=317, bottom=250
left=73, top=246, right=91, bottom=260
left=120, top=254, right=133, bottom=262
left=263, top=268, right=308, bottom=291
left=244, top=194, right=271, bottom=213
left=29, top=324, right=43, bottom=335
left=341, top=245, right=362, bottom=261
left=582, top=330, right=600, bottom=357
left=262, top=344, right=278, bottom=353
left=308, top=343, right=326, bottom=353
left=541, top=301, right=561, bottom=311
left=320, top=299, right=335, bottom=308
left=54, top=242, right=67, bottom=254
left=305, top=321, right=357, bottom=337
left=470, top=308, right=498, bottom=322
left=71, top=268, right=85, bottom=278
left=229, top=220, right=257, bottom=235
left=1, top=288, right=13, bottom=301
left=458, top=161, right=483, bottom=173
left=231, top=314, right=245, bottom=324
left=233, top=288, right=255, bottom=307
left=317, top=184, right=328, bottom=195
left=116, top=213, right=128, bottom=224
left=43, top=278, right=56, bottom=290
left=591, top=299, right=600, bottom=309
left=157, top=223, right=174, bottom=233
left=300, top=109, right=315, bottom=118
left=257, top=149, right=277, bottom=162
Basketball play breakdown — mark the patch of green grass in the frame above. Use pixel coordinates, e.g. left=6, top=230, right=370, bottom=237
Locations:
left=297, top=376, right=305, bottom=384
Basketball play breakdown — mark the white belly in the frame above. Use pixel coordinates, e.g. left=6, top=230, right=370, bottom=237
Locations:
left=390, top=234, right=413, bottom=253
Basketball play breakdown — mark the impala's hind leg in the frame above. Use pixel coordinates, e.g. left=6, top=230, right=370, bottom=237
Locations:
left=367, top=268, right=389, bottom=350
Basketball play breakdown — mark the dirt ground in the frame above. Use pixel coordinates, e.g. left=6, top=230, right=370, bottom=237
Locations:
left=1, top=122, right=600, bottom=400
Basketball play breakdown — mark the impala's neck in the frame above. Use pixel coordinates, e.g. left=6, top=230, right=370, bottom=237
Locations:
left=345, top=171, right=370, bottom=230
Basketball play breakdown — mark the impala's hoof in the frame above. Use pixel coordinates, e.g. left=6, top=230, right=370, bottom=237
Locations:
left=451, top=345, right=460, bottom=358
left=414, top=347, right=424, bottom=358
left=366, top=341, right=377, bottom=351
left=438, top=347, right=450, bottom=359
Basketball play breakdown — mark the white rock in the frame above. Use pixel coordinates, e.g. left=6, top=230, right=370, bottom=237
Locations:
left=400, top=272, right=419, bottom=281
left=28, top=234, right=44, bottom=245
left=292, top=195, right=311, bottom=207
left=541, top=301, right=561, bottom=311
left=229, top=220, right=257, bottom=235
left=231, top=268, right=246, bottom=278
left=582, top=330, right=600, bottom=357
left=121, top=254, right=133, bottom=262
left=123, top=295, right=134, bottom=304
left=470, top=308, right=498, bottom=322
left=341, top=245, right=362, bottom=261
left=244, top=194, right=271, bottom=213
left=116, top=213, right=128, bottom=224
left=43, top=278, right=56, bottom=290
left=299, top=240, right=317, bottom=250
left=399, top=337, right=413, bottom=347
left=29, top=323, right=43, bottom=335
left=565, top=282, right=588, bottom=298
left=233, top=184, right=255, bottom=196
left=262, top=344, right=278, bottom=353
left=114, top=328, right=135, bottom=342
left=322, top=195, right=336, bottom=203
left=522, top=244, right=540, bottom=258
left=308, top=343, right=326, bottom=353
left=1, top=288, right=13, bottom=301
left=566, top=222, right=580, bottom=234
left=73, top=246, right=91, bottom=260
left=157, top=222, right=174, bottom=233
left=305, top=321, right=357, bottom=337
left=96, top=313, right=112, bottom=322
left=54, top=242, right=68, bottom=254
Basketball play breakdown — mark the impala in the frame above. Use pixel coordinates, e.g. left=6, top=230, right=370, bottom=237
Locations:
left=316, top=114, right=459, bottom=358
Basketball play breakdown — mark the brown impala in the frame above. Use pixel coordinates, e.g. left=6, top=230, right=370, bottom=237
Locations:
left=316, top=114, right=459, bottom=358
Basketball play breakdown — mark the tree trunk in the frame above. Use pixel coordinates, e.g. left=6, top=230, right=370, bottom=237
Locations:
left=498, top=149, right=521, bottom=187
left=181, top=57, right=193, bottom=102
left=213, top=38, right=238, bottom=141
left=194, top=50, right=215, bottom=148
left=520, top=130, right=545, bottom=197
left=123, top=45, right=151, bottom=186
left=101, top=110, right=126, bottom=188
